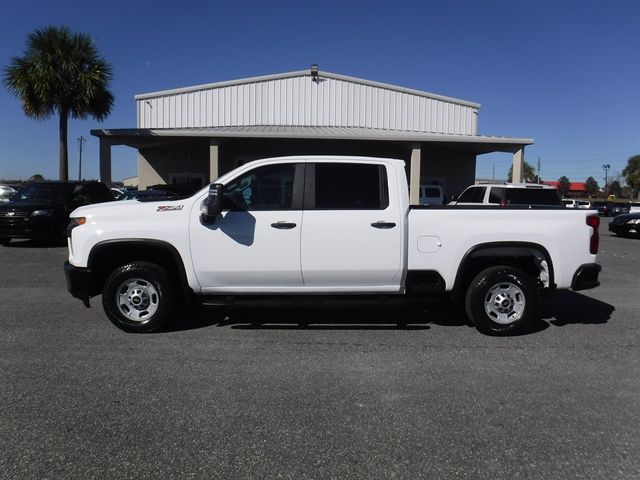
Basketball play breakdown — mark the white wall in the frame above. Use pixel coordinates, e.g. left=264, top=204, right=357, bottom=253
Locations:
left=137, top=74, right=478, bottom=135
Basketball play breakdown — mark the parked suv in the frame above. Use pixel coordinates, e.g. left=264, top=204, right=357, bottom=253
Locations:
left=451, top=183, right=563, bottom=207
left=0, top=181, right=113, bottom=245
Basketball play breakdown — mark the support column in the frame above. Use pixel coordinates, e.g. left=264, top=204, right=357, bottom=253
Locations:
left=512, top=147, right=525, bottom=183
left=209, top=140, right=219, bottom=182
left=410, top=146, right=421, bottom=205
left=99, top=137, right=112, bottom=186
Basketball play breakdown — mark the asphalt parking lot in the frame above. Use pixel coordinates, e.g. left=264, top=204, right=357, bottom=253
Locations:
left=1, top=217, right=639, bottom=480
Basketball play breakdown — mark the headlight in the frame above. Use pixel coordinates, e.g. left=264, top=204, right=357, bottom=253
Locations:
left=66, top=217, right=86, bottom=237
left=626, top=219, right=640, bottom=225
left=30, top=209, right=53, bottom=217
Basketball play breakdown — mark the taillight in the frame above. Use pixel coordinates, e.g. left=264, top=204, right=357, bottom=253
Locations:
left=586, top=214, right=599, bottom=254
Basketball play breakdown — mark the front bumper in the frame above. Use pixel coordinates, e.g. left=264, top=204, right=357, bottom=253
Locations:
left=64, top=261, right=93, bottom=307
left=571, top=263, right=601, bottom=291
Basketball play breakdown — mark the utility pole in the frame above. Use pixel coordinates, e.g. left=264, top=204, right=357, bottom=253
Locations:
left=492, top=162, right=495, bottom=181
left=78, top=136, right=85, bottom=181
left=602, top=164, right=610, bottom=195
left=537, top=156, right=541, bottom=183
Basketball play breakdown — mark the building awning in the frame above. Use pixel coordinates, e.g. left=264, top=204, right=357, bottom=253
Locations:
left=91, top=126, right=533, bottom=154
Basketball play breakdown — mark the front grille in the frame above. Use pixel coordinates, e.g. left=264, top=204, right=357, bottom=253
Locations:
left=0, top=211, right=32, bottom=236
left=0, top=211, right=29, bottom=218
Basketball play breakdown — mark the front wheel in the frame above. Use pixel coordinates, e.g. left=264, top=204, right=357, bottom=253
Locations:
left=102, top=262, right=175, bottom=333
left=465, top=266, right=539, bottom=336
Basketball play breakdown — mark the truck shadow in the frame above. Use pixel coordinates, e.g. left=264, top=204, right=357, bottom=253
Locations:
left=167, top=306, right=432, bottom=331
left=165, top=291, right=614, bottom=333
left=540, top=290, right=614, bottom=327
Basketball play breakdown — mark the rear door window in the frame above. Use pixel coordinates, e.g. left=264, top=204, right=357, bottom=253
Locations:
left=306, top=163, right=389, bottom=210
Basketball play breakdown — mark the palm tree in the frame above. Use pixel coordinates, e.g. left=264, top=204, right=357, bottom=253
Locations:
left=508, top=161, right=537, bottom=183
left=4, top=26, right=113, bottom=180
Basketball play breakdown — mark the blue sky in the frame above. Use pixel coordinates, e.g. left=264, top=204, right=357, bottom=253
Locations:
left=1, top=0, right=638, bottom=185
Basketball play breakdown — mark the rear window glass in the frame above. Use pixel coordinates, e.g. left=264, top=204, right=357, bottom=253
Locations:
left=457, top=187, right=486, bottom=203
left=73, top=183, right=113, bottom=203
left=504, top=189, right=562, bottom=206
left=424, top=187, right=441, bottom=197
left=15, top=183, right=70, bottom=201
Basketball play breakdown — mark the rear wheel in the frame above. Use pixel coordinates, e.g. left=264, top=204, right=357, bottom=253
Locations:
left=102, top=262, right=175, bottom=333
left=465, top=266, right=539, bottom=335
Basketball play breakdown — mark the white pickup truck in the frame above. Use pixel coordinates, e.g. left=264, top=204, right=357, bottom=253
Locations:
left=64, top=156, right=601, bottom=335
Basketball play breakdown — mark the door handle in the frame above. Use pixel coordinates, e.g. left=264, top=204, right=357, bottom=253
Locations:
left=271, top=221, right=297, bottom=229
left=371, top=221, right=396, bottom=229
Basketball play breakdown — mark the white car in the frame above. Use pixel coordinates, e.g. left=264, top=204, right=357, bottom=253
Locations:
left=451, top=183, right=563, bottom=207
left=577, top=200, right=592, bottom=209
left=0, top=185, right=17, bottom=203
left=562, top=199, right=576, bottom=208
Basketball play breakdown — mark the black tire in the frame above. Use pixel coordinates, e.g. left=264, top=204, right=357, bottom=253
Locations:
left=102, top=261, right=175, bottom=333
left=465, top=266, right=539, bottom=336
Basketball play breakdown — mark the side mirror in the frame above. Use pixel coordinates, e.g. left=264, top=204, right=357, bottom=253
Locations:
left=200, top=183, right=223, bottom=224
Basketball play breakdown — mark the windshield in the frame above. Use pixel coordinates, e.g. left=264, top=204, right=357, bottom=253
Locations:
left=14, top=183, right=71, bottom=202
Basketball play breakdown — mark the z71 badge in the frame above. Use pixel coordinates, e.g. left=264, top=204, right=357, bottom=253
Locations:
left=157, top=205, right=184, bottom=212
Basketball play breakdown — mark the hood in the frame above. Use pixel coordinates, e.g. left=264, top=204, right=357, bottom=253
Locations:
left=70, top=197, right=194, bottom=219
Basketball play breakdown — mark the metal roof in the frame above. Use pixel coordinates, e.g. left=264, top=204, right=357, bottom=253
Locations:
left=91, top=125, right=533, bottom=151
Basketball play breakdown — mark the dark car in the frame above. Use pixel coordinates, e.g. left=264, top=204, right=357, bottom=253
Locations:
left=591, top=201, right=608, bottom=216
left=605, top=202, right=630, bottom=217
left=0, top=181, right=113, bottom=245
left=609, top=212, right=640, bottom=238
left=118, top=189, right=183, bottom=201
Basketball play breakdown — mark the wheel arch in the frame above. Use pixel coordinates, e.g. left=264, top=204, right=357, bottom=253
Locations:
left=87, top=239, right=193, bottom=302
left=452, top=242, right=555, bottom=301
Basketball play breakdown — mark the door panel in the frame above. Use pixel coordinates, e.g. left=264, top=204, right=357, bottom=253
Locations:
left=300, top=162, right=403, bottom=289
left=301, top=210, right=403, bottom=287
left=191, top=210, right=303, bottom=290
left=190, top=162, right=304, bottom=292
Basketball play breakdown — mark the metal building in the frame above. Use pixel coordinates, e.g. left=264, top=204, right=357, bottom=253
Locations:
left=92, top=66, right=532, bottom=202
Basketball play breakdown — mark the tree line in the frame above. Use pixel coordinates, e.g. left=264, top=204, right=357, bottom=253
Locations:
left=510, top=157, right=640, bottom=199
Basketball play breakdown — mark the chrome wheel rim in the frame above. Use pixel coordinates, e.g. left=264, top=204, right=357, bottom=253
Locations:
left=484, top=282, right=525, bottom=324
left=115, top=278, right=159, bottom=323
